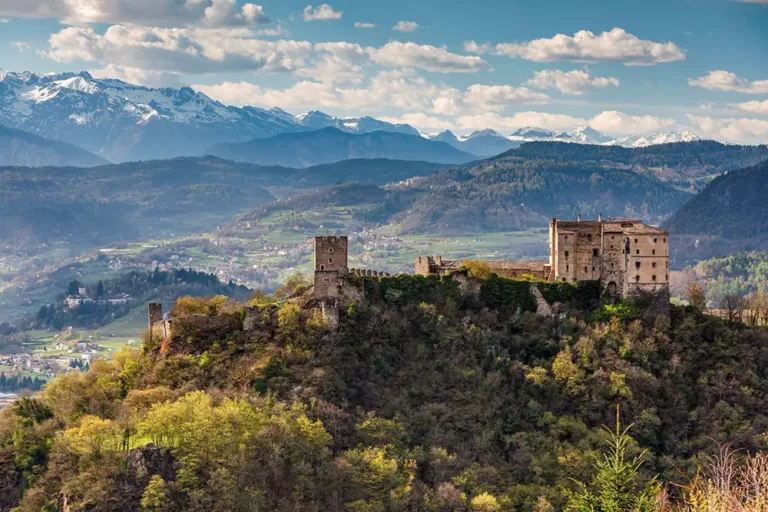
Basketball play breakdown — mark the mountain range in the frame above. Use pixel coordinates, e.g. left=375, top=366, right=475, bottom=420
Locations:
left=207, top=127, right=477, bottom=168
left=0, top=70, right=730, bottom=165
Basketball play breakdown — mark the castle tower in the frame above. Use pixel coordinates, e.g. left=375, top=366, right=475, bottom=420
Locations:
left=313, top=236, right=348, bottom=299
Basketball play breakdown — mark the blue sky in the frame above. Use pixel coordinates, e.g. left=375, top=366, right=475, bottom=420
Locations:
left=1, top=0, right=767, bottom=141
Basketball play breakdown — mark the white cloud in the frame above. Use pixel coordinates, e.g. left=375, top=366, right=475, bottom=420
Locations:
left=297, top=42, right=367, bottom=85
left=688, top=115, right=768, bottom=144
left=302, top=4, right=341, bottom=21
left=0, top=0, right=270, bottom=27
left=89, top=64, right=184, bottom=87
left=735, top=0, right=768, bottom=4
left=455, top=112, right=587, bottom=132
left=46, top=25, right=313, bottom=74
left=526, top=69, right=619, bottom=95
left=589, top=110, right=675, bottom=135
left=367, top=41, right=489, bottom=74
left=194, top=70, right=547, bottom=116
left=689, top=70, right=768, bottom=94
left=354, top=22, right=375, bottom=29
left=733, top=100, right=768, bottom=114
left=379, top=113, right=455, bottom=131
left=11, top=41, right=32, bottom=51
left=463, top=85, right=550, bottom=111
left=463, top=41, right=490, bottom=54
left=392, top=21, right=419, bottom=32
left=493, top=28, right=686, bottom=66
left=0, top=18, right=8, bottom=23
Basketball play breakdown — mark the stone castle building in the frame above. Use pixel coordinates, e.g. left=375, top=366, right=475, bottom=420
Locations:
left=313, top=235, right=349, bottom=299
left=415, top=217, right=669, bottom=298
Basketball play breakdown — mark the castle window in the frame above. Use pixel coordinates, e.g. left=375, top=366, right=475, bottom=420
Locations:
left=635, top=262, right=641, bottom=269
left=652, top=249, right=656, bottom=255
left=329, top=248, right=334, bottom=253
left=635, top=238, right=638, bottom=244
left=654, top=238, right=658, bottom=243
left=611, top=262, right=614, bottom=268
left=564, top=251, right=569, bottom=259
left=636, top=249, right=640, bottom=255
left=652, top=262, right=657, bottom=268
left=652, top=275, right=657, bottom=281
left=663, top=238, right=666, bottom=243
left=329, top=257, right=333, bottom=263
left=592, top=266, right=596, bottom=272
left=562, top=278, right=567, bottom=282
left=565, top=236, right=568, bottom=241
left=566, top=264, right=569, bottom=271
left=635, top=275, right=640, bottom=283
left=666, top=262, right=669, bottom=269
left=593, top=248, right=599, bottom=257
left=666, top=274, right=668, bottom=281
left=573, top=278, right=577, bottom=282
left=323, top=278, right=330, bottom=282
left=584, top=266, right=588, bottom=273
left=587, top=234, right=592, bottom=241
left=320, top=265, right=325, bottom=271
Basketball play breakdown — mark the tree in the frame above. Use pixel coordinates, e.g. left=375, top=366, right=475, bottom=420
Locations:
left=96, top=280, right=105, bottom=297
left=721, top=294, right=746, bottom=324
left=685, top=282, right=707, bottom=313
left=67, top=280, right=81, bottom=296
left=565, top=408, right=660, bottom=512
left=140, top=475, right=169, bottom=512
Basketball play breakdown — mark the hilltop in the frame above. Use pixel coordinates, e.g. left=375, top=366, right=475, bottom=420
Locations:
left=2, top=271, right=768, bottom=510
left=663, top=159, right=768, bottom=265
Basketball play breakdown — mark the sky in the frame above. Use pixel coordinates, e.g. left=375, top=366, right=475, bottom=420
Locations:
left=0, top=0, right=767, bottom=142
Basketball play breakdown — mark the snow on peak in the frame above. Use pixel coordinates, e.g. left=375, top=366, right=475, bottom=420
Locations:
left=55, top=76, right=101, bottom=95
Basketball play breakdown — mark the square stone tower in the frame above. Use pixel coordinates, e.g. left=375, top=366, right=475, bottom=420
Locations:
left=314, top=236, right=348, bottom=298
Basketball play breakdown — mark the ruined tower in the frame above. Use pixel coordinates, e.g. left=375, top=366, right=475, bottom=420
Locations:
left=313, top=236, right=348, bottom=298
left=148, top=303, right=163, bottom=331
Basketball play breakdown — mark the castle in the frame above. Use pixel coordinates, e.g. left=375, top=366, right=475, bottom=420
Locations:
left=311, top=217, right=669, bottom=302
left=414, top=217, right=669, bottom=298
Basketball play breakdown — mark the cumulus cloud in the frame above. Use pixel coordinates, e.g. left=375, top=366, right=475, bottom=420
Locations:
left=89, top=64, right=184, bottom=87
left=688, top=115, right=768, bottom=144
left=194, top=70, right=550, bottom=116
left=46, top=25, right=313, bottom=74
left=0, top=0, right=270, bottom=27
left=463, top=41, right=491, bottom=54
left=589, top=110, right=675, bottom=135
left=463, top=85, right=550, bottom=111
left=733, top=100, right=768, bottom=114
left=526, top=69, right=619, bottom=95
left=689, top=70, right=768, bottom=94
left=392, top=21, right=420, bottom=32
left=367, top=42, right=489, bottom=74
left=302, top=4, right=341, bottom=21
left=354, top=22, right=375, bottom=28
left=491, top=28, right=686, bottom=66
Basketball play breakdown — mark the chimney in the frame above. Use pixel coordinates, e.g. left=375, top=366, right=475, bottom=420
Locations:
left=577, top=214, right=582, bottom=222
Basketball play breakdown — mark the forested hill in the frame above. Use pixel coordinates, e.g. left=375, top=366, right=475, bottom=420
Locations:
left=0, top=157, right=444, bottom=256
left=3, top=274, right=768, bottom=510
left=505, top=140, right=768, bottom=190
left=663, top=159, right=768, bottom=239
left=230, top=156, right=690, bottom=236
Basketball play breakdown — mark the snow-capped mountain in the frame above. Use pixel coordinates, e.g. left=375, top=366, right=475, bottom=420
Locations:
left=509, top=125, right=703, bottom=148
left=617, top=130, right=703, bottom=148
left=430, top=128, right=520, bottom=157
left=0, top=71, right=421, bottom=162
left=296, top=111, right=419, bottom=136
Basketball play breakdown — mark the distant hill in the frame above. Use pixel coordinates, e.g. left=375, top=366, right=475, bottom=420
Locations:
left=663, top=159, right=768, bottom=265
left=506, top=140, right=768, bottom=191
left=230, top=150, right=691, bottom=237
left=0, top=156, right=447, bottom=256
left=430, top=129, right=521, bottom=157
left=0, top=124, right=107, bottom=167
left=207, top=128, right=478, bottom=167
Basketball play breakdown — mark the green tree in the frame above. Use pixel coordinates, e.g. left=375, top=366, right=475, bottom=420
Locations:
left=140, top=475, right=169, bottom=512
left=565, top=409, right=660, bottom=512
